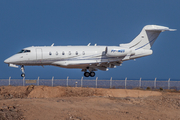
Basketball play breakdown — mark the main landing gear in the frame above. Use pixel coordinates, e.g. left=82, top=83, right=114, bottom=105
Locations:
left=84, top=72, right=95, bottom=77
left=82, top=67, right=96, bottom=77
left=21, top=65, right=25, bottom=77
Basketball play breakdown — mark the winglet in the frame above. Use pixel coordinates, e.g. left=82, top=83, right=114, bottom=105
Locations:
left=51, top=43, right=54, bottom=46
left=87, top=43, right=91, bottom=46
left=169, top=29, right=177, bottom=31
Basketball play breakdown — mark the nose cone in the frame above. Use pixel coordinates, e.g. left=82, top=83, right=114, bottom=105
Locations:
left=4, top=58, right=11, bottom=64
left=4, top=54, right=23, bottom=64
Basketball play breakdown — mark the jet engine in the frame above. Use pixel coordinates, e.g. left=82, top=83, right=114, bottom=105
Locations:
left=105, top=47, right=132, bottom=57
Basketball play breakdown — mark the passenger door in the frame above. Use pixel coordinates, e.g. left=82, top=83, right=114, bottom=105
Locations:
left=36, top=48, right=43, bottom=63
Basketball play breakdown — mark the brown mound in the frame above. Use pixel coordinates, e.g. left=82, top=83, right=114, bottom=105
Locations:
left=27, top=86, right=104, bottom=98
left=0, top=86, right=162, bottom=99
left=104, top=89, right=162, bottom=97
left=0, top=86, right=32, bottom=99
left=0, top=86, right=179, bottom=120
left=27, top=86, right=162, bottom=98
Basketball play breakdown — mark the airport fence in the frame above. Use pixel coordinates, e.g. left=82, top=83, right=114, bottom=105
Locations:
left=0, top=77, right=180, bottom=90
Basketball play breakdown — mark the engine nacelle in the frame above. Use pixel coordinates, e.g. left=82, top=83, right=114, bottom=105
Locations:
left=105, top=47, right=132, bottom=57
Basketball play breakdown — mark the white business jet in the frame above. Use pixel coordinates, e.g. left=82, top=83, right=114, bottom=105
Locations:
left=4, top=25, right=175, bottom=77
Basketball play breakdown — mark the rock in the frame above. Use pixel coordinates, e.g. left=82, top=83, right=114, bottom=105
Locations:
left=2, top=106, right=8, bottom=109
left=8, top=106, right=15, bottom=111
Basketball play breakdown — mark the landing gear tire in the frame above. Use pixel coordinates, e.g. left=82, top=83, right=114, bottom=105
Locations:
left=21, top=73, right=25, bottom=77
left=20, top=65, right=25, bottom=77
left=84, top=72, right=90, bottom=77
left=90, top=72, right=95, bottom=77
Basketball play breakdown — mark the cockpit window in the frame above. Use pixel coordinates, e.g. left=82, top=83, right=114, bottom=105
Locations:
left=18, top=49, right=31, bottom=53
left=18, top=50, right=24, bottom=53
left=24, top=50, right=31, bottom=52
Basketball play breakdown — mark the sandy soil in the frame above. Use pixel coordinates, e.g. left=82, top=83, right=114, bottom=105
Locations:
left=0, top=85, right=179, bottom=120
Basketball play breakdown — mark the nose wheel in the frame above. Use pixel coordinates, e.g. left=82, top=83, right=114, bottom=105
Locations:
left=21, top=73, right=25, bottom=77
left=20, top=65, right=25, bottom=77
left=84, top=72, right=95, bottom=77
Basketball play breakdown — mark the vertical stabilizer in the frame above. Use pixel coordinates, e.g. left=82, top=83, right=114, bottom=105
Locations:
left=120, top=25, right=176, bottom=50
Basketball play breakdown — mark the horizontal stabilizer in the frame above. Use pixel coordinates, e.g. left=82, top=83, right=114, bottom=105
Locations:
left=145, top=25, right=176, bottom=32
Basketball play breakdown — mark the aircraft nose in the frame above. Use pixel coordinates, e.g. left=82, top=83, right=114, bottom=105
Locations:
left=4, top=58, right=11, bottom=64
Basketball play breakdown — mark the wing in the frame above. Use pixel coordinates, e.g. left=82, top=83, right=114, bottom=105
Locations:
left=52, top=60, right=122, bottom=72
left=81, top=61, right=123, bottom=72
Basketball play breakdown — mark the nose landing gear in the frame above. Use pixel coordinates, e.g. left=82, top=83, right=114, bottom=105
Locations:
left=20, top=65, right=25, bottom=77
left=21, top=73, right=25, bottom=77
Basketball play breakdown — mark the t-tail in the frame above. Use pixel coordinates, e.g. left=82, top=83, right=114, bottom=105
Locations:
left=120, top=25, right=176, bottom=50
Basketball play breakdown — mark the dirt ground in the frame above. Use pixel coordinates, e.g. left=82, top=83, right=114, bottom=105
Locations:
left=0, top=86, right=179, bottom=120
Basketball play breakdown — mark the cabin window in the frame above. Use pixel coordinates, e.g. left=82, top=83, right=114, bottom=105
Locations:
left=76, top=51, right=78, bottom=55
left=62, top=51, right=65, bottom=55
left=49, top=52, right=52, bottom=55
left=69, top=51, right=71, bottom=55
left=56, top=51, right=58, bottom=55
left=82, top=51, right=85, bottom=55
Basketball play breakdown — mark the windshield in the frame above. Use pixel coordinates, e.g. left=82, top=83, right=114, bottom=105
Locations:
left=18, top=49, right=31, bottom=53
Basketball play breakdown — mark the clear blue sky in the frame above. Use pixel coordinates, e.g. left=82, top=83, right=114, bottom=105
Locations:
left=0, top=1, right=180, bottom=79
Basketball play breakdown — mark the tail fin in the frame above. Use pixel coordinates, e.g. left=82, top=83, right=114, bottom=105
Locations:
left=120, top=25, right=176, bottom=50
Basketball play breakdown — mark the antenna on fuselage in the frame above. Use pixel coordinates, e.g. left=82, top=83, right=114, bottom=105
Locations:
left=87, top=43, right=91, bottom=46
left=51, top=43, right=54, bottom=46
